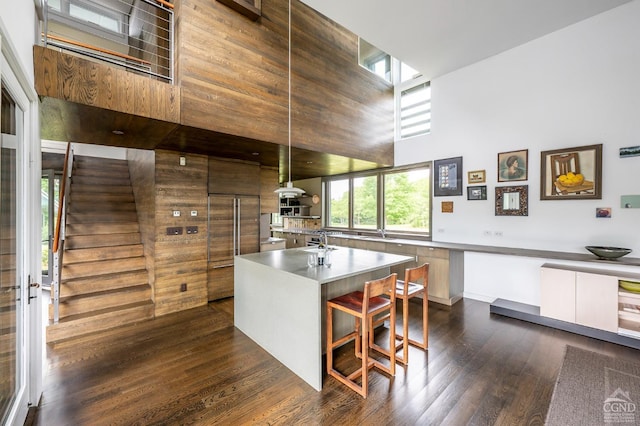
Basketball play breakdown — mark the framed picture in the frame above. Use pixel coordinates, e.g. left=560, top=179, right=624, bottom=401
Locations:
left=495, top=185, right=528, bottom=216
left=468, top=170, right=486, bottom=184
left=434, top=156, right=463, bottom=197
left=497, top=149, right=528, bottom=182
left=620, top=146, right=640, bottom=158
left=540, top=144, right=602, bottom=200
left=467, top=185, right=487, bottom=200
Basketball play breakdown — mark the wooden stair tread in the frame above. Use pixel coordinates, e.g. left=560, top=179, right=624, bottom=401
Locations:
left=70, top=193, right=135, bottom=203
left=46, top=300, right=154, bottom=343
left=60, top=270, right=149, bottom=297
left=64, top=233, right=142, bottom=249
left=71, top=176, right=132, bottom=186
left=62, top=256, right=146, bottom=280
left=62, top=244, right=144, bottom=263
left=66, top=222, right=140, bottom=236
left=67, top=211, right=139, bottom=223
left=53, top=285, right=152, bottom=319
left=71, top=184, right=134, bottom=194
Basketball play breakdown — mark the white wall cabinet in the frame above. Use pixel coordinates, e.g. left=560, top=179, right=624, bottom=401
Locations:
left=540, top=264, right=624, bottom=333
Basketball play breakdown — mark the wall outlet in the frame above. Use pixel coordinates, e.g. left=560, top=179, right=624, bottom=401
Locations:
left=180, top=283, right=187, bottom=292
left=179, top=156, right=186, bottom=166
left=173, top=210, right=181, bottom=217
left=190, top=210, right=197, bottom=217
left=166, top=227, right=183, bottom=235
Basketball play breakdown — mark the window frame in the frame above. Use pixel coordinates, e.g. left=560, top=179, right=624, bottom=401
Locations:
left=47, top=0, right=128, bottom=45
left=323, top=163, right=432, bottom=238
left=395, top=76, right=431, bottom=140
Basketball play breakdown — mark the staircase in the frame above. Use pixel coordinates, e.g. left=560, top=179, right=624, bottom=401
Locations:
left=46, top=156, right=154, bottom=343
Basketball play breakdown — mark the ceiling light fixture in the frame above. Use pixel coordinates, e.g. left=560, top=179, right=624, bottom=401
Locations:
left=275, top=0, right=305, bottom=199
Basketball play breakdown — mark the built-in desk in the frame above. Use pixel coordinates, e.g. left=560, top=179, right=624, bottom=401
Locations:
left=234, top=247, right=413, bottom=390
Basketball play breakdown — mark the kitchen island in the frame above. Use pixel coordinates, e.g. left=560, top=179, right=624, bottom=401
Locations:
left=234, top=247, right=414, bottom=391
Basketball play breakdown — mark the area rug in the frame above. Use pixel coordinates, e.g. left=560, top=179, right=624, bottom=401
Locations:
left=546, top=345, right=640, bottom=425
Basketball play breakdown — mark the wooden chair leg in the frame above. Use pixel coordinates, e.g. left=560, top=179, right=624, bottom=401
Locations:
left=361, top=317, right=368, bottom=397
left=402, top=297, right=410, bottom=363
left=406, top=295, right=429, bottom=350
left=326, top=304, right=333, bottom=374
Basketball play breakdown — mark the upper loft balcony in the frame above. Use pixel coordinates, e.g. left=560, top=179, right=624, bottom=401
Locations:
left=42, top=0, right=174, bottom=83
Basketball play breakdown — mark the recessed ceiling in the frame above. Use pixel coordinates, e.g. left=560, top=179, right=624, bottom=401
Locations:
left=300, top=0, right=632, bottom=80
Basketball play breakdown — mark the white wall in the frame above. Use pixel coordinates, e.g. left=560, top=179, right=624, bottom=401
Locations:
left=395, top=1, right=640, bottom=304
left=0, top=0, right=37, bottom=84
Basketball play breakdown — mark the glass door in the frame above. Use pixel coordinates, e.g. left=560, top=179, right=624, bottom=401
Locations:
left=0, top=79, right=23, bottom=424
left=41, top=170, right=59, bottom=287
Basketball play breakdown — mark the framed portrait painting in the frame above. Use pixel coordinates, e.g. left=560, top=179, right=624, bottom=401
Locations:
left=434, top=156, right=463, bottom=197
left=540, top=144, right=602, bottom=200
left=498, top=149, right=528, bottom=182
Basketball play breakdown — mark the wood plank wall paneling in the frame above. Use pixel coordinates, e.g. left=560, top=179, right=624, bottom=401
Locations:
left=208, top=157, right=260, bottom=195
left=127, top=149, right=156, bottom=296
left=177, top=0, right=394, bottom=165
left=260, top=167, right=279, bottom=213
left=154, top=150, right=209, bottom=316
left=33, top=45, right=180, bottom=123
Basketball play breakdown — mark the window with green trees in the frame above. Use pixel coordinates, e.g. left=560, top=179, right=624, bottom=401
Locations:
left=325, top=164, right=431, bottom=235
left=328, top=178, right=349, bottom=228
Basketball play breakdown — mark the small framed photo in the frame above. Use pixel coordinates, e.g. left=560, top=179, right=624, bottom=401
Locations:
left=434, top=156, right=463, bottom=197
left=498, top=149, right=528, bottom=182
left=468, top=170, right=486, bottom=184
left=467, top=185, right=487, bottom=200
left=620, top=146, right=640, bottom=158
left=596, top=207, right=611, bottom=218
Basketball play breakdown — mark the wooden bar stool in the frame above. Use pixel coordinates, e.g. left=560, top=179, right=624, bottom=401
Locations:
left=326, top=273, right=397, bottom=398
left=371, top=263, right=429, bottom=365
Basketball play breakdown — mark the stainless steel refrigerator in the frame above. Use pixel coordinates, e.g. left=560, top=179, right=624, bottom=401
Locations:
left=207, top=194, right=260, bottom=299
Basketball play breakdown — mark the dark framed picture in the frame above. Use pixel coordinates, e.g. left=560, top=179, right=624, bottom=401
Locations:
left=434, top=156, right=463, bottom=197
left=495, top=185, right=528, bottom=216
left=467, top=185, right=487, bottom=200
left=498, top=149, right=528, bottom=182
left=540, top=144, right=602, bottom=200
left=620, top=146, right=640, bottom=158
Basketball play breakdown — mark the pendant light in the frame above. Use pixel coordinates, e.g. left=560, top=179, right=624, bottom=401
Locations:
left=275, top=0, right=305, bottom=199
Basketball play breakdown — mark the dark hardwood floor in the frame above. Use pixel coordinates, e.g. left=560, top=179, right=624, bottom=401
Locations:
left=33, top=298, right=639, bottom=425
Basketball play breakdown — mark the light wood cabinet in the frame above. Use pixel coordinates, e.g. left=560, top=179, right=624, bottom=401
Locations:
left=272, top=231, right=306, bottom=249
left=540, top=264, right=626, bottom=334
left=416, top=246, right=464, bottom=305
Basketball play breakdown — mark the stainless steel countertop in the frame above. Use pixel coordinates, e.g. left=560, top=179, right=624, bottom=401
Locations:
left=235, top=247, right=413, bottom=284
left=271, top=229, right=640, bottom=267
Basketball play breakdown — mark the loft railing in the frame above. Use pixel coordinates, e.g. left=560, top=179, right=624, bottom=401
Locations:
left=51, top=142, right=74, bottom=324
left=42, top=0, right=174, bottom=83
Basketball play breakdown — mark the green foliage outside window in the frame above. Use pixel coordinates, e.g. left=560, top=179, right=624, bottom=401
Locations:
left=327, top=167, right=430, bottom=234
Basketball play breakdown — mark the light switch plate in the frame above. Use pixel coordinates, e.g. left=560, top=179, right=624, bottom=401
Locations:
left=190, top=210, right=197, bottom=216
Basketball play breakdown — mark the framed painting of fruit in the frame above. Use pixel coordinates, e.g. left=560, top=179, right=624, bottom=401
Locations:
left=540, top=144, right=602, bottom=200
